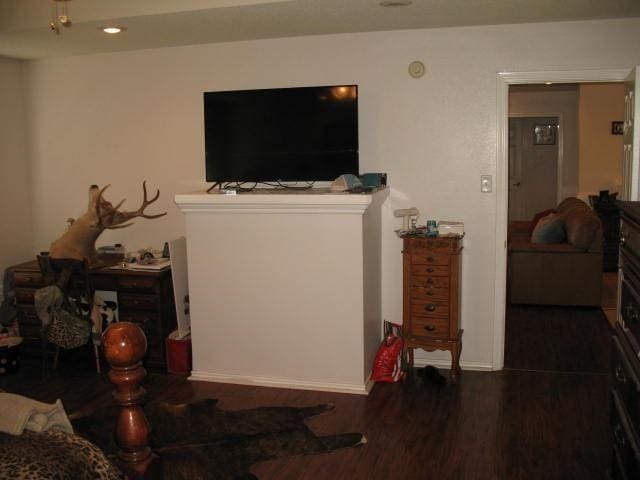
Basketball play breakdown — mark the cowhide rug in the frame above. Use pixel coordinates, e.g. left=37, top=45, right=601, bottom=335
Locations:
left=72, top=399, right=366, bottom=480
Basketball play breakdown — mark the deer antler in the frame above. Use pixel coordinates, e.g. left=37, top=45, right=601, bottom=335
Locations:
left=107, top=181, right=167, bottom=228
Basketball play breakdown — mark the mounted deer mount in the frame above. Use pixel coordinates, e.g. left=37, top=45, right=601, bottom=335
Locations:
left=49, top=182, right=167, bottom=264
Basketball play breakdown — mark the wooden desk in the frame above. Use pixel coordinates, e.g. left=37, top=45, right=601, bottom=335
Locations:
left=8, top=259, right=177, bottom=371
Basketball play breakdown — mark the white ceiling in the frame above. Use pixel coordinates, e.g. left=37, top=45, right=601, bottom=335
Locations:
left=1, top=0, right=639, bottom=60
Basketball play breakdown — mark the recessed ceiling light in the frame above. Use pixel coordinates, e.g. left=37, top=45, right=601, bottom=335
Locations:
left=380, top=0, right=413, bottom=6
left=100, top=26, right=127, bottom=34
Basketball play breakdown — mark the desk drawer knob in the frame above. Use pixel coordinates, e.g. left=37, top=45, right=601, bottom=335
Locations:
left=425, top=304, right=436, bottom=312
left=427, top=268, right=434, bottom=273
left=424, top=324, right=436, bottom=332
left=615, top=365, right=627, bottom=384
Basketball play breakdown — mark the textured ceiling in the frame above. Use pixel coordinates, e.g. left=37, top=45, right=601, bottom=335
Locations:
left=1, top=0, right=639, bottom=60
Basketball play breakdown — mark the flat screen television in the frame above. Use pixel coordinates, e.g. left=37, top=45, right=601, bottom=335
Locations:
left=204, top=85, right=358, bottom=184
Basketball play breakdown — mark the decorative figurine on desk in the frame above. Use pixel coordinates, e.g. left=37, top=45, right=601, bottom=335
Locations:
left=49, top=182, right=167, bottom=265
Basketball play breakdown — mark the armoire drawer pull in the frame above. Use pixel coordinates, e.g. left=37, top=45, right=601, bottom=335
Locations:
left=613, top=423, right=626, bottom=446
left=427, top=268, right=434, bottom=273
left=425, top=304, right=436, bottom=312
left=625, top=304, right=639, bottom=322
left=424, top=325, right=436, bottom=332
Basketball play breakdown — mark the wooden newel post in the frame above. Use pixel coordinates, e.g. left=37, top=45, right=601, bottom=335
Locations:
left=103, top=322, right=154, bottom=479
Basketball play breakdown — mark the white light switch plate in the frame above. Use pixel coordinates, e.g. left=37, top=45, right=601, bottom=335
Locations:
left=481, top=175, right=492, bottom=193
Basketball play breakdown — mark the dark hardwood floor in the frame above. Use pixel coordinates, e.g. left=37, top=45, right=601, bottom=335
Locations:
left=1, top=307, right=612, bottom=480
left=504, top=305, right=611, bottom=373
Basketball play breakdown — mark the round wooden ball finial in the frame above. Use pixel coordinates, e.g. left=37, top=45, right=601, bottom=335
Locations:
left=103, top=322, right=147, bottom=368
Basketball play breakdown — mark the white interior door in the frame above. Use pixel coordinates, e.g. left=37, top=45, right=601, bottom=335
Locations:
left=508, top=116, right=559, bottom=221
left=623, top=66, right=640, bottom=200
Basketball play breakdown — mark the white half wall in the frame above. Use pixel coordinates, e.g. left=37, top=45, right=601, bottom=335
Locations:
left=0, top=57, right=32, bottom=297
left=22, top=18, right=640, bottom=370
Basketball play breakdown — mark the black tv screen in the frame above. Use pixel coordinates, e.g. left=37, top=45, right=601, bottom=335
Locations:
left=204, top=85, right=358, bottom=183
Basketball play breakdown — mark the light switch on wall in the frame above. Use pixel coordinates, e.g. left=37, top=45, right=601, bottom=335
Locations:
left=481, top=175, right=492, bottom=193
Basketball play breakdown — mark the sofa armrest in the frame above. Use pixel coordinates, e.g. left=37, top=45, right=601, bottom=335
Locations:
left=508, top=220, right=532, bottom=236
left=509, top=240, right=582, bottom=254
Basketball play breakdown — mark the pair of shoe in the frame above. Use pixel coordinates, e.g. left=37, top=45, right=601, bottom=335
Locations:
left=417, top=365, right=447, bottom=385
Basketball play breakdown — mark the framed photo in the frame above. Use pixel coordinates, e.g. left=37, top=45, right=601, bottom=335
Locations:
left=533, top=124, right=556, bottom=145
left=612, top=121, right=624, bottom=135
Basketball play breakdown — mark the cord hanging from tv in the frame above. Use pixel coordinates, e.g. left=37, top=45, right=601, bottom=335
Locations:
left=203, top=85, right=359, bottom=189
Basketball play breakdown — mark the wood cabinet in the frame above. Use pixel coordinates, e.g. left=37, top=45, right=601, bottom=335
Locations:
left=612, top=202, right=640, bottom=478
left=8, top=259, right=177, bottom=371
left=592, top=198, right=620, bottom=272
left=402, top=235, right=463, bottom=383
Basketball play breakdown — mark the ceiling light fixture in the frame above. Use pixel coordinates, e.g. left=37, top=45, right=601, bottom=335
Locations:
left=100, top=26, right=127, bottom=34
left=50, top=0, right=72, bottom=35
left=380, top=0, right=413, bottom=6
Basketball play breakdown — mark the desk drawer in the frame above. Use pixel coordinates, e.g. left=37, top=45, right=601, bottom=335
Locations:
left=17, top=306, right=40, bottom=326
left=14, top=288, right=37, bottom=305
left=412, top=253, right=450, bottom=266
left=411, top=265, right=449, bottom=277
left=611, top=390, right=640, bottom=478
left=119, top=293, right=159, bottom=311
left=14, top=272, right=44, bottom=288
left=412, top=275, right=449, bottom=289
left=118, top=276, right=157, bottom=293
left=613, top=334, right=640, bottom=429
left=410, top=316, right=450, bottom=338
left=19, top=323, right=42, bottom=340
left=411, top=285, right=449, bottom=300
left=406, top=238, right=452, bottom=253
left=411, top=299, right=449, bottom=318
left=621, top=279, right=640, bottom=342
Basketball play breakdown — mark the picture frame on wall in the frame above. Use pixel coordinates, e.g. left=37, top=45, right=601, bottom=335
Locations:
left=533, top=124, right=556, bottom=145
left=612, top=121, right=624, bottom=135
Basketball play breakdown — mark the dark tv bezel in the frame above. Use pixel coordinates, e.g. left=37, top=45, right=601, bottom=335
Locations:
left=203, top=84, right=359, bottom=184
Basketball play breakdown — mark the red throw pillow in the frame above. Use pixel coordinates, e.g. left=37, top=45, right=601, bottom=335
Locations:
left=528, top=208, right=556, bottom=236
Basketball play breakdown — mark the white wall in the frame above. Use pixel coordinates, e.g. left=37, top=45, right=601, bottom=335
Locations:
left=509, top=85, right=579, bottom=201
left=23, top=18, right=640, bottom=369
left=578, top=83, right=625, bottom=197
left=0, top=57, right=32, bottom=295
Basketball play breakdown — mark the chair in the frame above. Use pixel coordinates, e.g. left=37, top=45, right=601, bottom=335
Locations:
left=36, top=255, right=100, bottom=377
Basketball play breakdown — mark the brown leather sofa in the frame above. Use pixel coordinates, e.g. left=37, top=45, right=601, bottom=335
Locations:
left=508, top=197, right=603, bottom=307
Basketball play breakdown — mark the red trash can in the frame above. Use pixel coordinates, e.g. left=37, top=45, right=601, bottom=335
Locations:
left=165, top=331, right=192, bottom=375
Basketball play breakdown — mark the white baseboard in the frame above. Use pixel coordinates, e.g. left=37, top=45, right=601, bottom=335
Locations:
left=413, top=358, right=494, bottom=371
left=189, top=370, right=373, bottom=395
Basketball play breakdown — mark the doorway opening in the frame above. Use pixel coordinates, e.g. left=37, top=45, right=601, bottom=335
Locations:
left=493, top=68, right=636, bottom=370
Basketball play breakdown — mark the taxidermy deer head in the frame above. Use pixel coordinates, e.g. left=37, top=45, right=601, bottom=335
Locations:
left=49, top=182, right=167, bottom=264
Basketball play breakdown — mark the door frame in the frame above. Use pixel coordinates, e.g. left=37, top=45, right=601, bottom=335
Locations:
left=493, top=68, right=631, bottom=370
left=508, top=113, right=564, bottom=207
